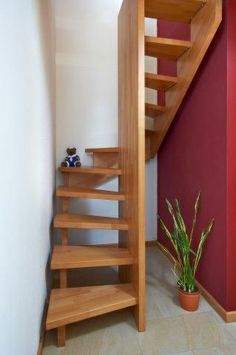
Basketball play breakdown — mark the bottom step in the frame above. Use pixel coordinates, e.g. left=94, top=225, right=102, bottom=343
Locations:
left=46, top=284, right=137, bottom=330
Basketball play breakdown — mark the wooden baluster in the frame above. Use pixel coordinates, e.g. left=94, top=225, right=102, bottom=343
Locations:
left=57, top=181, right=70, bottom=347
left=60, top=200, right=69, bottom=287
left=57, top=326, right=66, bottom=348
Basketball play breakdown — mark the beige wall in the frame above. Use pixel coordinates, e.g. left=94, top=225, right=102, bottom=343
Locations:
left=0, top=1, right=55, bottom=354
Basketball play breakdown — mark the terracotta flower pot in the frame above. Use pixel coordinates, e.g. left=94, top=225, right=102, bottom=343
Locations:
left=178, top=288, right=200, bottom=312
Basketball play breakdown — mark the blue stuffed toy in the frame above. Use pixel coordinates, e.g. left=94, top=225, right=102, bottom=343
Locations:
left=61, top=147, right=81, bottom=167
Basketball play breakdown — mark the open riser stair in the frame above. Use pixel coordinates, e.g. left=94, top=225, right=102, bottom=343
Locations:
left=46, top=148, right=136, bottom=347
left=45, top=0, right=222, bottom=348
left=145, top=0, right=222, bottom=159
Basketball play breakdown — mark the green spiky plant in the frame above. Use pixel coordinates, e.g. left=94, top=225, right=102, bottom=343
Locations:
left=158, top=193, right=214, bottom=293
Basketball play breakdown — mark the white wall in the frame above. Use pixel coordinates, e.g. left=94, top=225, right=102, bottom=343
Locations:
left=0, top=1, right=55, bottom=354
left=55, top=0, right=157, bottom=243
left=145, top=19, right=158, bottom=241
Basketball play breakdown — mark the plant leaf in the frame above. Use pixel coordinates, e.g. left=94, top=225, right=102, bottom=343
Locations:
left=175, top=199, right=187, bottom=233
left=193, top=219, right=214, bottom=276
left=190, top=192, right=201, bottom=245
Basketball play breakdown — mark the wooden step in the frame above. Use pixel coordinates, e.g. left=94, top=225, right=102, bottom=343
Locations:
left=51, top=245, right=134, bottom=269
left=145, top=73, right=177, bottom=91
left=145, top=103, right=165, bottom=118
left=59, top=166, right=121, bottom=176
left=56, top=186, right=125, bottom=201
left=85, top=148, right=119, bottom=170
left=46, top=284, right=137, bottom=330
left=85, top=147, right=120, bottom=154
left=54, top=214, right=128, bottom=230
left=145, top=129, right=156, bottom=137
left=145, top=0, right=206, bottom=23
left=145, top=36, right=191, bottom=61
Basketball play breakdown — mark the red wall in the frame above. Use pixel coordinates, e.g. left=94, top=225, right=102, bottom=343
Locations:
left=226, top=0, right=236, bottom=311
left=158, top=2, right=236, bottom=311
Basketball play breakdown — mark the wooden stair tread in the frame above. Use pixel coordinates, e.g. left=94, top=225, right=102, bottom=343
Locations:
left=145, top=0, right=206, bottom=23
left=145, top=73, right=177, bottom=91
left=46, top=284, right=137, bottom=330
left=59, top=166, right=121, bottom=176
left=54, top=213, right=128, bottom=230
left=85, top=147, right=120, bottom=153
left=56, top=186, right=125, bottom=201
left=145, top=36, right=191, bottom=61
left=145, top=103, right=165, bottom=118
left=145, top=129, right=156, bottom=137
left=51, top=245, right=134, bottom=269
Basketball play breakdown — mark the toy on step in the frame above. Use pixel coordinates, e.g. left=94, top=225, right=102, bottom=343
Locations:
left=61, top=147, right=81, bottom=168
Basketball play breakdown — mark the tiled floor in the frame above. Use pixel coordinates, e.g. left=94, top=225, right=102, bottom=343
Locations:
left=43, top=247, right=236, bottom=355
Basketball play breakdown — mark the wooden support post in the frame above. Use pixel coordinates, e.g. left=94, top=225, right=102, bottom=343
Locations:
left=60, top=229, right=69, bottom=288
left=61, top=229, right=68, bottom=245
left=62, top=197, right=69, bottom=213
left=57, top=178, right=69, bottom=347
left=59, top=270, right=67, bottom=288
left=57, top=230, right=68, bottom=347
left=118, top=0, right=146, bottom=332
left=63, top=173, right=69, bottom=186
left=57, top=326, right=66, bottom=347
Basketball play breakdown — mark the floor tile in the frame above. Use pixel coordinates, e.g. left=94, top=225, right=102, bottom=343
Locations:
left=138, top=317, right=191, bottom=354
left=146, top=285, right=163, bottom=320
left=182, top=312, right=234, bottom=349
left=223, top=322, right=236, bottom=341
left=44, top=310, right=142, bottom=355
left=137, top=312, right=234, bottom=355
left=192, top=348, right=222, bottom=355
left=218, top=344, right=236, bottom=354
left=192, top=344, right=236, bottom=355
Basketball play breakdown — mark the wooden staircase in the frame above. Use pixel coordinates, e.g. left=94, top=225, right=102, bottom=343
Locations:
left=46, top=148, right=135, bottom=347
left=45, top=0, right=222, bottom=348
left=145, top=0, right=222, bottom=159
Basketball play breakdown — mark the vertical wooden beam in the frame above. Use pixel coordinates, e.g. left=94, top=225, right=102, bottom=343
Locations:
left=118, top=0, right=146, bottom=331
left=63, top=173, right=69, bottom=186
left=60, top=200, right=69, bottom=286
left=62, top=197, right=69, bottom=213
left=61, top=229, right=69, bottom=246
left=57, top=176, right=69, bottom=346
left=59, top=270, right=67, bottom=288
left=57, top=326, right=66, bottom=347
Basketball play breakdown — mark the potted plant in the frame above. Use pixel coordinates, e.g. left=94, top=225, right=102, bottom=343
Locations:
left=158, top=193, right=214, bottom=312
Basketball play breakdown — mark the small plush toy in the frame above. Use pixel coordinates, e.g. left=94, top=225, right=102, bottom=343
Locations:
left=61, top=147, right=81, bottom=167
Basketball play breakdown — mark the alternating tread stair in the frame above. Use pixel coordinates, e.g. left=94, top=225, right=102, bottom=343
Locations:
left=47, top=284, right=137, bottom=330
left=51, top=245, right=134, bottom=269
left=59, top=166, right=121, bottom=175
left=144, top=0, right=222, bottom=159
left=145, top=36, right=191, bottom=60
left=145, top=73, right=178, bottom=91
left=45, top=0, right=222, bottom=349
left=46, top=146, right=136, bottom=347
left=56, top=186, right=125, bottom=200
left=54, top=214, right=128, bottom=230
left=85, top=147, right=120, bottom=153
left=145, top=0, right=206, bottom=23
left=145, top=103, right=166, bottom=118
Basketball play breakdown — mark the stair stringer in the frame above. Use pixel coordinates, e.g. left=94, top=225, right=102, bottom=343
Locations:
left=149, top=0, right=222, bottom=158
left=118, top=0, right=146, bottom=332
